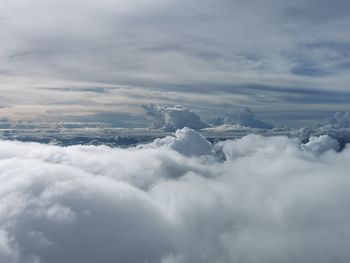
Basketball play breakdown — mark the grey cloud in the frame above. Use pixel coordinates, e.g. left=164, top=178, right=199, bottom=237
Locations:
left=326, top=112, right=350, bottom=128
left=142, top=104, right=210, bottom=131
left=288, top=42, right=350, bottom=77
left=300, top=135, right=340, bottom=155
left=2, top=0, right=350, bottom=87
left=293, top=112, right=350, bottom=148
left=224, top=107, right=274, bottom=129
left=41, top=87, right=111, bottom=93
left=281, top=0, right=350, bottom=23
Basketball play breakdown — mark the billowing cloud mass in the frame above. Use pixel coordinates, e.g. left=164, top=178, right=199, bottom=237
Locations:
left=0, top=128, right=349, bottom=262
left=150, top=127, right=213, bottom=156
left=295, top=112, right=350, bottom=147
left=142, top=104, right=210, bottom=131
left=300, top=135, right=340, bottom=155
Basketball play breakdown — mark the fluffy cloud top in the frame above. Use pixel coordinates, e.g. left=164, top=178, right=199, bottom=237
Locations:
left=0, top=128, right=348, bottom=262
left=142, top=104, right=210, bottom=131
left=300, top=135, right=340, bottom=155
left=294, top=112, right=350, bottom=148
left=150, top=127, right=213, bottom=156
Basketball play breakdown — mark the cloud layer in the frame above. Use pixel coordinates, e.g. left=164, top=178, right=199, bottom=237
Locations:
left=1, top=0, right=350, bottom=123
left=0, top=129, right=349, bottom=262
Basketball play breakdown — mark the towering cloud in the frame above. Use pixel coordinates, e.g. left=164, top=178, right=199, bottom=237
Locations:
left=0, top=129, right=348, bottom=262
left=224, top=107, right=274, bottom=129
left=142, top=104, right=210, bottom=131
left=325, top=112, right=350, bottom=128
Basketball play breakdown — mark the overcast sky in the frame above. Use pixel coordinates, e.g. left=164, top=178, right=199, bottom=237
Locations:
left=1, top=0, right=350, bottom=126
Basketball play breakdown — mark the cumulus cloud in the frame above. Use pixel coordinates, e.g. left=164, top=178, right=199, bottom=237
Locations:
left=150, top=127, right=213, bottom=157
left=325, top=111, right=350, bottom=128
left=142, top=104, right=210, bottom=131
left=300, top=135, right=340, bottom=155
left=224, top=107, right=274, bottom=129
left=294, top=112, right=350, bottom=148
left=0, top=129, right=349, bottom=262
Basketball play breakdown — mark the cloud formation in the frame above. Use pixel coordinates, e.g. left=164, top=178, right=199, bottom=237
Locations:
left=300, top=135, right=340, bottom=155
left=294, top=112, right=350, bottom=148
left=142, top=104, right=210, bottom=131
left=151, top=127, right=213, bottom=156
left=325, top=111, right=350, bottom=128
left=0, top=129, right=349, bottom=262
left=223, top=107, right=274, bottom=129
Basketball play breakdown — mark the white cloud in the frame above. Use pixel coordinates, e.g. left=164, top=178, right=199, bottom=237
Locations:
left=300, top=135, right=340, bottom=155
left=151, top=127, right=213, bottom=156
left=0, top=130, right=349, bottom=262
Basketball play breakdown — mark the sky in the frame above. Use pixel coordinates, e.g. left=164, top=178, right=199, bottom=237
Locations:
left=2, top=2, right=350, bottom=261
left=1, top=0, right=350, bottom=126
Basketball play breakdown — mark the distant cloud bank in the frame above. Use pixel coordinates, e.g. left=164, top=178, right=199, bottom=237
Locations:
left=142, top=104, right=274, bottom=131
left=225, top=106, right=274, bottom=129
